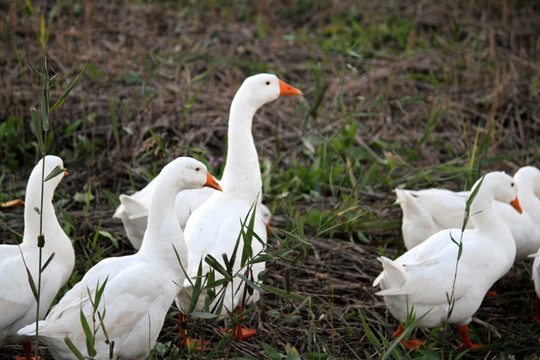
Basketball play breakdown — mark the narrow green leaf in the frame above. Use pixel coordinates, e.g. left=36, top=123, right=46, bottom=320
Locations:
left=25, top=266, right=39, bottom=301
left=44, top=165, right=65, bottom=182
left=41, top=84, right=50, bottom=131
left=118, top=97, right=132, bottom=118
left=236, top=273, right=264, bottom=292
left=181, top=86, right=201, bottom=117
left=204, top=277, right=230, bottom=289
left=149, top=129, right=167, bottom=158
left=64, top=337, right=86, bottom=360
left=30, top=107, right=44, bottom=153
left=204, top=254, right=230, bottom=278
left=41, top=252, right=55, bottom=273
left=190, top=311, right=220, bottom=319
left=28, top=62, right=42, bottom=78
left=94, top=277, right=109, bottom=310
left=50, top=63, right=86, bottom=111
left=79, top=308, right=96, bottom=357
left=261, top=342, right=282, bottom=360
left=260, top=283, right=305, bottom=303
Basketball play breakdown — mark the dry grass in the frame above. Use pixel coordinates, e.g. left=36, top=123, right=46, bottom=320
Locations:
left=1, top=0, right=540, bottom=358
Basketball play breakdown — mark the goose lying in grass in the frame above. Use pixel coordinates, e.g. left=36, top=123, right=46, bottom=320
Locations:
left=176, top=74, right=301, bottom=345
left=112, top=72, right=296, bottom=251
left=18, top=158, right=222, bottom=360
left=374, top=171, right=522, bottom=350
left=0, top=156, right=73, bottom=360
left=396, top=166, right=540, bottom=261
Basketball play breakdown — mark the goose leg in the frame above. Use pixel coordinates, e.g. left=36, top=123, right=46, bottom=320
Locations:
left=13, top=341, right=38, bottom=360
left=178, top=312, right=207, bottom=351
left=455, top=325, right=483, bottom=350
left=393, top=324, right=424, bottom=350
left=221, top=306, right=257, bottom=340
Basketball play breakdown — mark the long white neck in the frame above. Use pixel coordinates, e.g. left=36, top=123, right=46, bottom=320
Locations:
left=23, top=176, right=64, bottom=251
left=139, top=176, right=187, bottom=267
left=518, top=180, right=540, bottom=224
left=220, top=92, right=263, bottom=201
left=468, top=188, right=513, bottom=242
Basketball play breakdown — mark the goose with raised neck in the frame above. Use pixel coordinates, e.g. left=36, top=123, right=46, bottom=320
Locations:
left=113, top=74, right=300, bottom=249
left=396, top=166, right=540, bottom=260
left=0, top=155, right=73, bottom=360
left=18, top=157, right=221, bottom=360
left=176, top=74, right=301, bottom=345
left=375, top=171, right=521, bottom=351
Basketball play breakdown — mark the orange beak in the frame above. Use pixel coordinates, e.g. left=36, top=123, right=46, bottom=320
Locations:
left=279, top=79, right=302, bottom=97
left=510, top=196, right=523, bottom=214
left=204, top=173, right=222, bottom=191
left=64, top=169, right=69, bottom=176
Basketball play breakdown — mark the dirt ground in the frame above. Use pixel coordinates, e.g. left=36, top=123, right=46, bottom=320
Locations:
left=1, top=1, right=540, bottom=358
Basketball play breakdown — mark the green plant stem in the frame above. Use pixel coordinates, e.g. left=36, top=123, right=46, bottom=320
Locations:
left=34, top=54, right=50, bottom=359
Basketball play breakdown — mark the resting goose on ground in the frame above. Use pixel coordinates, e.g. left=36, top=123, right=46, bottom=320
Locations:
left=0, top=156, right=73, bottom=360
left=375, top=171, right=522, bottom=350
left=396, top=166, right=540, bottom=261
left=18, top=158, right=221, bottom=360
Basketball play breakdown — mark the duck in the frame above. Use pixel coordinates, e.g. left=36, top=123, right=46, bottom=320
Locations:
left=374, top=171, right=522, bottom=350
left=18, top=158, right=222, bottom=360
left=176, top=73, right=301, bottom=344
left=0, top=155, right=73, bottom=360
left=112, top=74, right=294, bottom=251
left=114, top=180, right=271, bottom=250
left=396, top=166, right=540, bottom=260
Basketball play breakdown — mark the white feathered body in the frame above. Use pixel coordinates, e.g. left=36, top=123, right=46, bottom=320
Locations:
left=377, top=172, right=518, bottom=329
left=0, top=156, right=74, bottom=347
left=176, top=192, right=267, bottom=314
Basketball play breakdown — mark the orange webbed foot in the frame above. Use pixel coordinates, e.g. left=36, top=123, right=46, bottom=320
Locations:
left=180, top=337, right=208, bottom=351
left=455, top=343, right=483, bottom=351
left=393, top=324, right=424, bottom=351
left=456, top=325, right=483, bottom=351
left=221, top=325, right=257, bottom=340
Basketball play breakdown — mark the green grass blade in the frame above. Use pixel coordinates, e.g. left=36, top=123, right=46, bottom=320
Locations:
left=30, top=107, right=44, bottom=153
left=50, top=63, right=86, bottom=111
left=79, top=308, right=96, bottom=357
left=64, top=337, right=86, bottom=360
left=40, top=252, right=55, bottom=272
left=44, top=165, right=64, bottom=182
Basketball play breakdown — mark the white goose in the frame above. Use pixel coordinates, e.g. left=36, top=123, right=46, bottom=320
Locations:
left=396, top=166, right=540, bottom=260
left=18, top=158, right=222, bottom=360
left=176, top=73, right=301, bottom=343
left=0, top=156, right=73, bottom=360
left=113, top=179, right=271, bottom=250
left=374, top=171, right=522, bottom=350
left=112, top=73, right=289, bottom=251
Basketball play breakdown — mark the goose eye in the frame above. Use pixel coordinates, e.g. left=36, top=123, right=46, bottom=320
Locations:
left=511, top=182, right=515, bottom=187
left=265, top=81, right=270, bottom=85
left=195, top=167, right=200, bottom=172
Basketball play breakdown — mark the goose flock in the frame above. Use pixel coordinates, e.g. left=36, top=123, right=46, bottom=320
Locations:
left=1, top=73, right=539, bottom=358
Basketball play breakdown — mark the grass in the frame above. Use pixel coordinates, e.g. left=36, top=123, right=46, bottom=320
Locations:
left=1, top=0, right=539, bottom=358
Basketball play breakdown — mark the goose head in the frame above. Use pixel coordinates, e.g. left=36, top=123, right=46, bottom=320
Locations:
left=471, top=171, right=522, bottom=214
left=514, top=166, right=540, bottom=198
left=159, top=157, right=222, bottom=194
left=234, top=73, right=302, bottom=110
left=25, top=155, right=67, bottom=208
